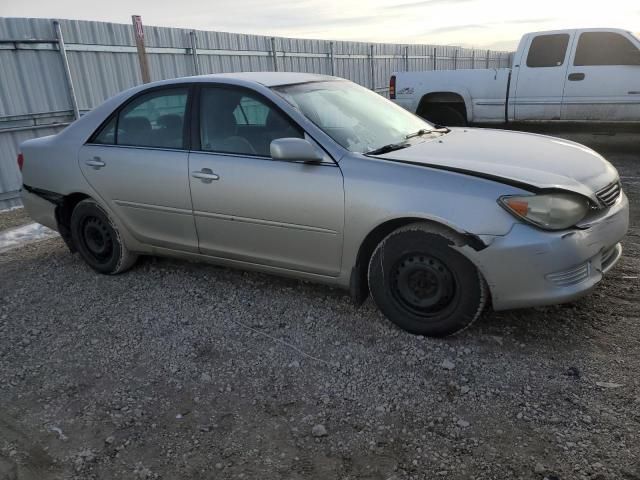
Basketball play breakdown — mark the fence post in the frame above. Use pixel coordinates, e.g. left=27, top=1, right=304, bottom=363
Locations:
left=453, top=49, right=458, bottom=70
left=329, top=41, right=335, bottom=76
left=53, top=20, right=80, bottom=120
left=131, top=15, right=151, bottom=83
left=270, top=37, right=278, bottom=71
left=404, top=45, right=409, bottom=71
left=486, top=49, right=490, bottom=68
left=433, top=47, right=437, bottom=70
left=471, top=50, right=475, bottom=69
left=189, top=30, right=200, bottom=75
left=369, top=44, right=375, bottom=90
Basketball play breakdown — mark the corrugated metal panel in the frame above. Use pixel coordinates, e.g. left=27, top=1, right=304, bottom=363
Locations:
left=0, top=125, right=66, bottom=209
left=0, top=17, right=511, bottom=205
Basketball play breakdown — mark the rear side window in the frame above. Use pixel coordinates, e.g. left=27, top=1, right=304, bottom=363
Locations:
left=526, top=34, right=570, bottom=68
left=92, top=88, right=188, bottom=149
left=574, top=32, right=640, bottom=66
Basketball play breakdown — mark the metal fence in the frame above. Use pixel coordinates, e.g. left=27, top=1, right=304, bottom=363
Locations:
left=0, top=17, right=512, bottom=209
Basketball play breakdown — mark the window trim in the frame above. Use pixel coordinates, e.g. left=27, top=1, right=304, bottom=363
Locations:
left=525, top=33, right=571, bottom=68
left=87, top=81, right=337, bottom=164
left=86, top=84, right=194, bottom=151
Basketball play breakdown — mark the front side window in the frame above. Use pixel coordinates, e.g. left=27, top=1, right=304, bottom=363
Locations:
left=273, top=80, right=432, bottom=154
left=92, top=88, right=188, bottom=149
left=574, top=32, right=640, bottom=66
left=199, top=87, right=302, bottom=156
left=526, top=34, right=570, bottom=68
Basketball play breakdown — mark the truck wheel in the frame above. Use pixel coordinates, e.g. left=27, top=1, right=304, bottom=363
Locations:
left=421, top=105, right=467, bottom=127
left=367, top=223, right=486, bottom=336
left=70, top=199, right=137, bottom=274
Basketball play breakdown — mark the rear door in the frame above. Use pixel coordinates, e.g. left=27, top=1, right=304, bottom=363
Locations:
left=80, top=86, right=199, bottom=252
left=188, top=85, right=344, bottom=276
left=562, top=31, right=640, bottom=121
left=513, top=32, right=573, bottom=120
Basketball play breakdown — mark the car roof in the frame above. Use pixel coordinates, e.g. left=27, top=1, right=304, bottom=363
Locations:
left=146, top=72, right=340, bottom=89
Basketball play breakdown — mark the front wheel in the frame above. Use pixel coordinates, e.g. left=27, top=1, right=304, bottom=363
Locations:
left=368, top=223, right=486, bottom=336
left=70, top=199, right=137, bottom=274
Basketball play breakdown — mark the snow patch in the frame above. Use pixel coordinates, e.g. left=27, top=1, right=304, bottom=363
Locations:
left=0, top=223, right=59, bottom=253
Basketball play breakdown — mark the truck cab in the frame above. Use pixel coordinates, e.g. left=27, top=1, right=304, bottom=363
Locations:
left=392, top=28, right=640, bottom=125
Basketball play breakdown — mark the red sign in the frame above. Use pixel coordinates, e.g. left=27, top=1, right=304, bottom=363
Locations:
left=133, top=15, right=144, bottom=40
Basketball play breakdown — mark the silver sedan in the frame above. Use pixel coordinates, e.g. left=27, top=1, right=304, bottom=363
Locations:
left=19, top=73, right=629, bottom=336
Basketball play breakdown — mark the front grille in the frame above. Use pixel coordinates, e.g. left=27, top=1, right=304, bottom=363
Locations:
left=546, top=262, right=590, bottom=287
left=596, top=181, right=621, bottom=208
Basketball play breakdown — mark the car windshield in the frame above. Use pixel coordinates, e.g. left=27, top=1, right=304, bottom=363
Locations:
left=272, top=80, right=434, bottom=154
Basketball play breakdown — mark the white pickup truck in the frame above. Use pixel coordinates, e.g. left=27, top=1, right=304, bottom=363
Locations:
left=391, top=28, right=640, bottom=126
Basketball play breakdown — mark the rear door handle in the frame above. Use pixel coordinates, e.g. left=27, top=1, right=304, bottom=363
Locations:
left=85, top=157, right=106, bottom=169
left=192, top=169, right=220, bottom=182
left=568, top=72, right=585, bottom=81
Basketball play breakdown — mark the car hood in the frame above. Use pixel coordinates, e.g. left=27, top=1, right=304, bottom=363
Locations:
left=376, top=128, right=618, bottom=200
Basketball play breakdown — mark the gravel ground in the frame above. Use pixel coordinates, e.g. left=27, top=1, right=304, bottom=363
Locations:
left=0, top=131, right=639, bottom=480
left=0, top=207, right=29, bottom=232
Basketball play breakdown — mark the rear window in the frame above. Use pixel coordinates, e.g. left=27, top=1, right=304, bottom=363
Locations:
left=526, top=34, right=570, bottom=68
left=91, top=88, right=188, bottom=149
left=574, top=32, right=640, bottom=66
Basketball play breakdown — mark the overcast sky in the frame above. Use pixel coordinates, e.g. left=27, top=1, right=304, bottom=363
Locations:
left=2, top=0, right=639, bottom=50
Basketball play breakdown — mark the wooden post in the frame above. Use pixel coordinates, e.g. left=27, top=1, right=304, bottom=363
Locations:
left=404, top=45, right=409, bottom=71
left=369, top=44, right=375, bottom=90
left=132, top=15, right=151, bottom=83
left=433, top=47, right=437, bottom=70
left=329, top=41, right=335, bottom=76
left=271, top=37, right=278, bottom=71
left=190, top=30, right=200, bottom=75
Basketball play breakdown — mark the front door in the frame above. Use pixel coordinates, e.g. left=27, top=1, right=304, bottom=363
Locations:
left=513, top=32, right=573, bottom=121
left=188, top=86, right=344, bottom=276
left=562, top=30, right=640, bottom=121
left=80, top=86, right=199, bottom=252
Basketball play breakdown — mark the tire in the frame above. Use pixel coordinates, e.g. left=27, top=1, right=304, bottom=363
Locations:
left=367, top=223, right=486, bottom=337
left=70, top=198, right=137, bottom=274
left=421, top=104, right=467, bottom=127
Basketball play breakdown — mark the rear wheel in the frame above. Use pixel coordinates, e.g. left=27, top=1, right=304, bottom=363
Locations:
left=367, top=223, right=486, bottom=336
left=419, top=104, right=467, bottom=127
left=70, top=199, right=137, bottom=274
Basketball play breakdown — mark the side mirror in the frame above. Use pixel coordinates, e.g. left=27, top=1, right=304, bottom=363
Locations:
left=270, top=138, right=323, bottom=163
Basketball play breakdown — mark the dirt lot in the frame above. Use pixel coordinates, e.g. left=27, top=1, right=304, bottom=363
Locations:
left=0, top=131, right=639, bottom=480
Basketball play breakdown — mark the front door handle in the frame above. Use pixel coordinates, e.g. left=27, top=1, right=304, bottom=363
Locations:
left=192, top=169, right=220, bottom=183
left=85, top=157, right=106, bottom=169
left=568, top=72, right=585, bottom=81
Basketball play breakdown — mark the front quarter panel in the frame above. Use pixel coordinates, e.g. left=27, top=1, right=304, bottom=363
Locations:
left=340, top=154, right=525, bottom=276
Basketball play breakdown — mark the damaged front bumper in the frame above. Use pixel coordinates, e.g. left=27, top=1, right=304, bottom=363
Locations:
left=465, top=191, right=629, bottom=311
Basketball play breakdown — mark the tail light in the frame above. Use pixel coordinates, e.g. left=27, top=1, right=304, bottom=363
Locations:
left=389, top=75, right=396, bottom=99
left=17, top=153, right=24, bottom=171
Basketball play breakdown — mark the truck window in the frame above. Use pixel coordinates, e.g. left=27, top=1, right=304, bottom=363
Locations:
left=574, top=32, right=640, bottom=66
left=526, top=34, right=570, bottom=68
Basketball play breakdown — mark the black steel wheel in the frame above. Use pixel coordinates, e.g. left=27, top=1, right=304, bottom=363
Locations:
left=390, top=253, right=456, bottom=317
left=368, top=223, right=486, bottom=336
left=70, top=199, right=137, bottom=274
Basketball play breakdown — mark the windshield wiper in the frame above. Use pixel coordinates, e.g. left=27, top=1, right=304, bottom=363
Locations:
left=405, top=127, right=450, bottom=139
left=365, top=142, right=411, bottom=155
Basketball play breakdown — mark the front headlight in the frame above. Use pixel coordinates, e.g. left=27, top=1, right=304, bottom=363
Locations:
left=498, top=192, right=590, bottom=230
